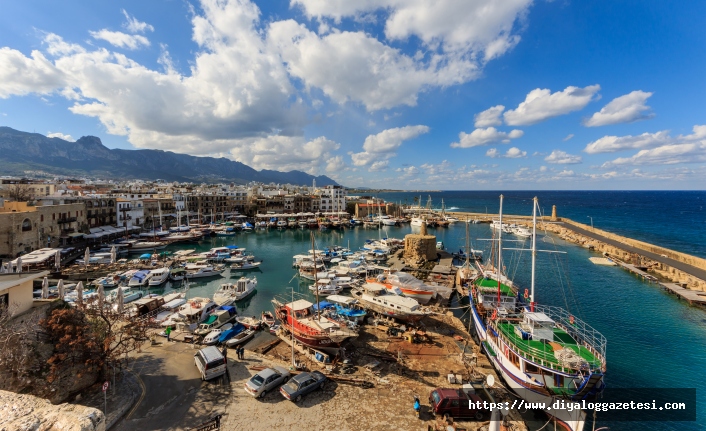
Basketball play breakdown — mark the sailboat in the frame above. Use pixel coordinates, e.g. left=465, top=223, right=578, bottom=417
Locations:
left=465, top=195, right=606, bottom=431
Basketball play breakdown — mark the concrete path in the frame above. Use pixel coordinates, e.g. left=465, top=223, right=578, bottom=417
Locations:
left=558, top=222, right=706, bottom=282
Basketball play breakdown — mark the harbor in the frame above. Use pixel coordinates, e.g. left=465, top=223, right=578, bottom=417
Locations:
left=2, top=194, right=706, bottom=431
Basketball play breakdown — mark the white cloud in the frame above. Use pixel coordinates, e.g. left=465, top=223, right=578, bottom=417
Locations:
left=89, top=30, right=150, bottom=50
left=545, top=150, right=582, bottom=164
left=474, top=105, right=505, bottom=128
left=229, top=135, right=340, bottom=173
left=396, top=166, right=420, bottom=177
left=503, top=85, right=601, bottom=126
left=486, top=146, right=526, bottom=158
left=0, top=48, right=66, bottom=98
left=291, top=0, right=532, bottom=58
left=583, top=90, right=654, bottom=127
left=121, top=10, right=154, bottom=33
left=368, top=160, right=389, bottom=172
left=450, top=127, right=523, bottom=148
left=325, top=155, right=345, bottom=173
left=47, top=132, right=74, bottom=141
left=602, top=143, right=706, bottom=167
left=351, top=125, right=429, bottom=166
left=599, top=125, right=706, bottom=167
left=563, top=134, right=574, bottom=142
left=584, top=131, right=671, bottom=154
left=268, top=21, right=476, bottom=111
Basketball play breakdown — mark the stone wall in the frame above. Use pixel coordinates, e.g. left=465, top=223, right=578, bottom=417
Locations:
left=0, top=390, right=105, bottom=431
left=403, top=234, right=437, bottom=267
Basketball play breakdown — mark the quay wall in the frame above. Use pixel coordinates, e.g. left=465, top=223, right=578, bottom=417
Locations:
left=446, top=211, right=706, bottom=292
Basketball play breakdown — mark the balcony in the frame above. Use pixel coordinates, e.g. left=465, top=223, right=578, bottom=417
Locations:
left=57, top=217, right=77, bottom=224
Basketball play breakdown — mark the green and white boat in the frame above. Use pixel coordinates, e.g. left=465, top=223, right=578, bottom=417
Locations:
left=466, top=196, right=606, bottom=431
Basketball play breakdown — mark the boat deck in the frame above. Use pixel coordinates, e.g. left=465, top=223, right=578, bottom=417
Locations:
left=475, top=277, right=515, bottom=296
left=497, top=322, right=602, bottom=369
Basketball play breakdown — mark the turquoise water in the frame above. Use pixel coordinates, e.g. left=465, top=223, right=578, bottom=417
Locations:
left=149, top=222, right=705, bottom=430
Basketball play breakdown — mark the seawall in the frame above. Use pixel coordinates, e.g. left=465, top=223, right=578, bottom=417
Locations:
left=446, top=211, right=706, bottom=294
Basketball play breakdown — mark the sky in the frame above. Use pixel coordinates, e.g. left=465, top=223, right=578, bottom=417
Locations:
left=0, top=0, right=705, bottom=190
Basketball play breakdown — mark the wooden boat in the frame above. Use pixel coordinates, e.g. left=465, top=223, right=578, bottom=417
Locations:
left=352, top=283, right=427, bottom=323
left=225, top=328, right=255, bottom=347
left=236, top=316, right=261, bottom=329
left=272, top=298, right=357, bottom=348
left=261, top=311, right=276, bottom=327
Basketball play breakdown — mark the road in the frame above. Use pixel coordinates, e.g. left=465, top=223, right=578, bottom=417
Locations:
left=558, top=222, right=706, bottom=282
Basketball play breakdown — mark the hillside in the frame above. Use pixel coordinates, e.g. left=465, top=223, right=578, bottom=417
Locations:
left=0, top=127, right=338, bottom=186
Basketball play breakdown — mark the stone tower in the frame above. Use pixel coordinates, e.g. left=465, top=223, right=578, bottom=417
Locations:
left=551, top=205, right=557, bottom=221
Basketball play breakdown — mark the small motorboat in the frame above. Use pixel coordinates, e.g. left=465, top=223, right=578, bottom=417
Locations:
left=225, top=328, right=255, bottom=347
left=268, top=323, right=280, bottom=335
left=261, top=311, right=276, bottom=327
left=202, top=323, right=233, bottom=345
left=230, top=261, right=262, bottom=270
left=218, top=323, right=245, bottom=344
left=236, top=316, right=261, bottom=329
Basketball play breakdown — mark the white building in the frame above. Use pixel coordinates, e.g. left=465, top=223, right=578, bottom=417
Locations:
left=116, top=198, right=144, bottom=229
left=319, top=185, right=346, bottom=214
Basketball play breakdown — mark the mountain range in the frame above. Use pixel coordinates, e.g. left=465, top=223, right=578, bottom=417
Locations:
left=0, top=127, right=338, bottom=186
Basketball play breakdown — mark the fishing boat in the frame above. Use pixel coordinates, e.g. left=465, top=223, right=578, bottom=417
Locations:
left=225, top=327, right=255, bottom=347
left=184, top=264, right=225, bottom=279
left=203, top=323, right=233, bottom=345
left=466, top=196, right=606, bottom=431
left=148, top=267, right=170, bottom=286
left=326, top=295, right=367, bottom=323
left=352, top=283, right=427, bottom=323
left=218, top=323, right=245, bottom=344
left=368, top=273, right=436, bottom=304
left=235, top=315, right=261, bottom=329
left=298, top=261, right=327, bottom=281
left=230, top=261, right=262, bottom=271
left=272, top=298, right=357, bottom=348
left=308, top=279, right=344, bottom=296
left=169, top=267, right=187, bottom=281
left=128, top=270, right=151, bottom=287
left=214, top=277, right=257, bottom=303
left=260, top=311, right=276, bottom=327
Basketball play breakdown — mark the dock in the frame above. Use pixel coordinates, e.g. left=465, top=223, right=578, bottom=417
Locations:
left=613, top=258, right=706, bottom=305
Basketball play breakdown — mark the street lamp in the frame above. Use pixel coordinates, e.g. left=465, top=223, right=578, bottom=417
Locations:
left=587, top=216, right=594, bottom=231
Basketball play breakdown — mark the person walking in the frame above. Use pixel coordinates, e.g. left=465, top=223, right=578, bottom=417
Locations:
left=165, top=325, right=171, bottom=342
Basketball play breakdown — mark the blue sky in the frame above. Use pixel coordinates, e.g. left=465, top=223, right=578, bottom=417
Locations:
left=1, top=0, right=704, bottom=189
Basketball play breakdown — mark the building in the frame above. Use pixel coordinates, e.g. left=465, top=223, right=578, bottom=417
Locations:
left=0, top=271, right=50, bottom=317
left=185, top=194, right=230, bottom=222
left=319, top=185, right=346, bottom=214
left=116, top=198, right=144, bottom=229
left=284, top=194, right=313, bottom=213
left=0, top=202, right=87, bottom=258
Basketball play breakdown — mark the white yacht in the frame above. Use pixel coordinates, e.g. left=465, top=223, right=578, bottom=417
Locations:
left=148, top=267, right=170, bottom=286
left=184, top=264, right=225, bottom=279
left=214, top=277, right=257, bottom=303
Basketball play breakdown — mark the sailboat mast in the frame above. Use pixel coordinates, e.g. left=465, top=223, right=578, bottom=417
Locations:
left=530, top=196, right=537, bottom=311
left=311, top=232, right=321, bottom=320
left=465, top=217, right=470, bottom=269
left=497, top=194, right=503, bottom=306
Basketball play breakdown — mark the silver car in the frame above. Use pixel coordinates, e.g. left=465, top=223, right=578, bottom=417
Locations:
left=244, top=366, right=291, bottom=398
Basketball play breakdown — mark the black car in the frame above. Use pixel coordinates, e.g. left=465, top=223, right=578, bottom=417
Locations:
left=279, top=371, right=327, bottom=402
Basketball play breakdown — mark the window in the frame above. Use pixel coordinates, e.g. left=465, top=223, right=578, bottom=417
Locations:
left=52, top=213, right=55, bottom=220
left=21, top=218, right=32, bottom=231
left=40, top=215, right=44, bottom=222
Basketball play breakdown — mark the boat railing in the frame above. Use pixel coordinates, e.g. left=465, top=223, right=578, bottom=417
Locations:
left=532, top=304, right=607, bottom=364
left=492, top=322, right=581, bottom=375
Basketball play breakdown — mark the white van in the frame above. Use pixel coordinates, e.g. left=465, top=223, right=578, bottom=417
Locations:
left=194, top=346, right=227, bottom=381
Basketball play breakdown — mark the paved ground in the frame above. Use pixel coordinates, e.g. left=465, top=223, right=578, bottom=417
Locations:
left=558, top=222, right=706, bottom=281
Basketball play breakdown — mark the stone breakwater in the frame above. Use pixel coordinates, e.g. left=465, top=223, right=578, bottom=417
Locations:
left=447, top=211, right=706, bottom=293
left=0, top=390, right=105, bottom=431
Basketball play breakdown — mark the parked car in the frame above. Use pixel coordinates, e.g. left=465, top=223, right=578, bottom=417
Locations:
left=428, top=388, right=488, bottom=421
left=279, top=371, right=327, bottom=402
left=194, top=346, right=227, bottom=381
left=244, top=366, right=291, bottom=398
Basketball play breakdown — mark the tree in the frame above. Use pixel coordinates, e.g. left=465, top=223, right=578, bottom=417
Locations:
left=0, top=304, right=45, bottom=394
left=6, top=183, right=32, bottom=201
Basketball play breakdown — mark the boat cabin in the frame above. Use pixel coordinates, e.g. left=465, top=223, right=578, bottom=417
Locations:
left=517, top=312, right=555, bottom=342
left=132, top=296, right=165, bottom=317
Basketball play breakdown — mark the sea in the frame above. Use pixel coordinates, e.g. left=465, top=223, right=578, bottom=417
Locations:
left=145, top=191, right=704, bottom=431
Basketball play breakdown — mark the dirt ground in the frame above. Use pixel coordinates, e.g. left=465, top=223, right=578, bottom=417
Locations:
left=116, top=311, right=529, bottom=431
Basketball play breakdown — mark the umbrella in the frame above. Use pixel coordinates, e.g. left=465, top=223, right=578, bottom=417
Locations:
left=116, top=287, right=124, bottom=314
left=110, top=246, right=117, bottom=264
left=16, top=256, right=22, bottom=273
left=84, top=248, right=90, bottom=270
left=55, top=250, right=61, bottom=269
left=97, top=284, right=105, bottom=311
left=76, top=281, right=84, bottom=305
left=41, top=276, right=49, bottom=299
left=57, top=279, right=65, bottom=300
